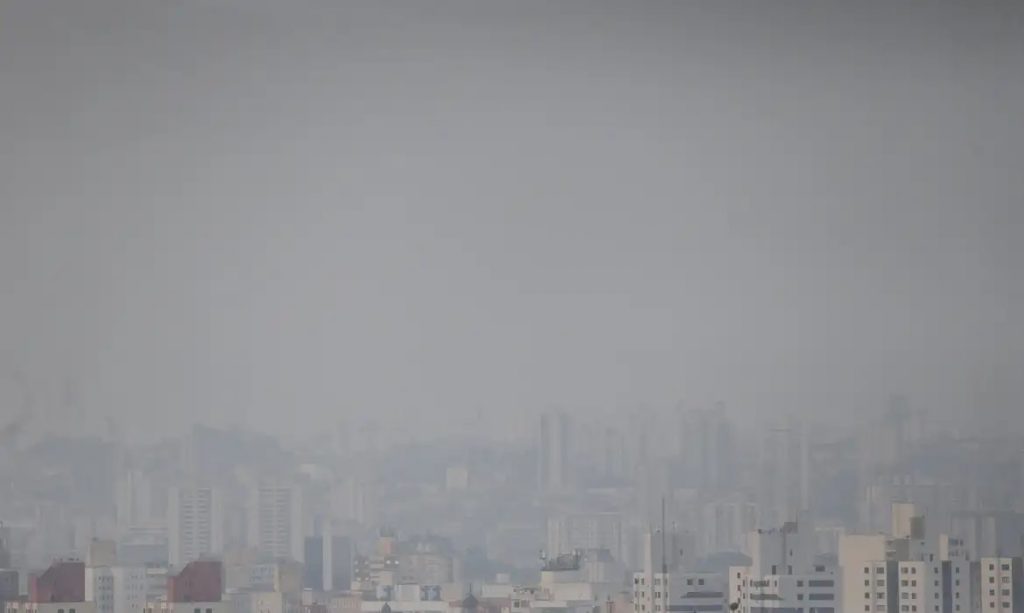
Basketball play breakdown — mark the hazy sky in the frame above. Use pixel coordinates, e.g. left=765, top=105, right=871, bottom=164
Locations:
left=1, top=1, right=1022, bottom=441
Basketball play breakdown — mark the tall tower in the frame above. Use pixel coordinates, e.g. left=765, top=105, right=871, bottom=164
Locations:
left=247, top=484, right=304, bottom=562
left=168, top=486, right=224, bottom=567
left=538, top=412, right=570, bottom=493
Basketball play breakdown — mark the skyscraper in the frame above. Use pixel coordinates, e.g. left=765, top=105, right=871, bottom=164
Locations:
left=168, top=486, right=224, bottom=567
left=538, top=412, right=570, bottom=493
left=247, top=484, right=304, bottom=562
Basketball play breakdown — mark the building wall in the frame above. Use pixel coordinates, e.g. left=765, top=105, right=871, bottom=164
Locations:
left=247, top=486, right=304, bottom=562
left=168, top=487, right=224, bottom=568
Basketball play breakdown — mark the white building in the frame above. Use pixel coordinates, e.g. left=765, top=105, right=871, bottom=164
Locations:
left=839, top=509, right=978, bottom=613
left=168, top=486, right=224, bottom=567
left=247, top=485, right=304, bottom=562
left=633, top=572, right=726, bottom=613
left=730, top=520, right=838, bottom=613
left=86, top=567, right=148, bottom=613
left=730, top=570, right=838, bottom=613
left=744, top=522, right=817, bottom=578
left=978, top=557, right=1022, bottom=613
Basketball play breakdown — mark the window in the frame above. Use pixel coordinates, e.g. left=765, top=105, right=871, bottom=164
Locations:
left=687, top=579, right=694, bottom=586
left=866, top=581, right=871, bottom=587
left=866, top=593, right=871, bottom=599
left=878, top=580, right=885, bottom=587
left=698, top=579, right=705, bottom=586
left=866, top=568, right=871, bottom=574
left=1002, top=565, right=1010, bottom=572
left=902, top=581, right=909, bottom=587
left=865, top=607, right=870, bottom=611
left=798, top=581, right=804, bottom=587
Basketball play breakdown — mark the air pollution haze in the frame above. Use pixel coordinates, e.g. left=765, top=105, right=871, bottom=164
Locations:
left=1, top=0, right=1022, bottom=445
left=4, top=2, right=1024, bottom=611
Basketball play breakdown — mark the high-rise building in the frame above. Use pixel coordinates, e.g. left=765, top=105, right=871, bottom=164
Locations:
left=757, top=419, right=810, bottom=529
left=950, top=513, right=1024, bottom=560
left=247, top=484, right=304, bottom=562
left=538, top=412, right=570, bottom=493
left=546, top=513, right=623, bottom=563
left=633, top=571, right=727, bottom=613
left=168, top=486, right=224, bottom=567
left=839, top=509, right=980, bottom=613
left=678, top=404, right=736, bottom=491
left=115, top=471, right=153, bottom=536
left=304, top=534, right=353, bottom=592
left=729, top=519, right=838, bottom=613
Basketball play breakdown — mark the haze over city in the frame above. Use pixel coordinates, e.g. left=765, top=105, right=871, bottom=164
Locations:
left=3, top=0, right=1022, bottom=441
left=0, top=3, right=1023, bottom=613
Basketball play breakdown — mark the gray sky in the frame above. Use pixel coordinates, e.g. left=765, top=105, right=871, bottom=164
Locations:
left=1, top=1, right=1022, bottom=441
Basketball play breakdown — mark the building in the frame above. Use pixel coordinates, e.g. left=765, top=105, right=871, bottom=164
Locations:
left=730, top=520, right=838, bottom=613
left=546, top=513, right=623, bottom=563
left=633, top=572, right=726, bottom=613
left=678, top=404, right=736, bottom=492
left=839, top=509, right=980, bottom=613
left=977, top=557, right=1023, bottom=613
left=168, top=487, right=224, bottom=567
left=950, top=514, right=1024, bottom=560
left=538, top=413, right=570, bottom=494
left=146, top=561, right=224, bottom=613
left=730, top=569, right=838, bottom=613
left=8, top=561, right=95, bottom=613
left=838, top=534, right=890, bottom=613
left=247, top=485, right=304, bottom=562
left=115, top=472, right=153, bottom=537
left=304, top=535, right=354, bottom=592
left=0, top=570, right=18, bottom=613
left=700, top=500, right=758, bottom=557
left=32, top=561, right=86, bottom=604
